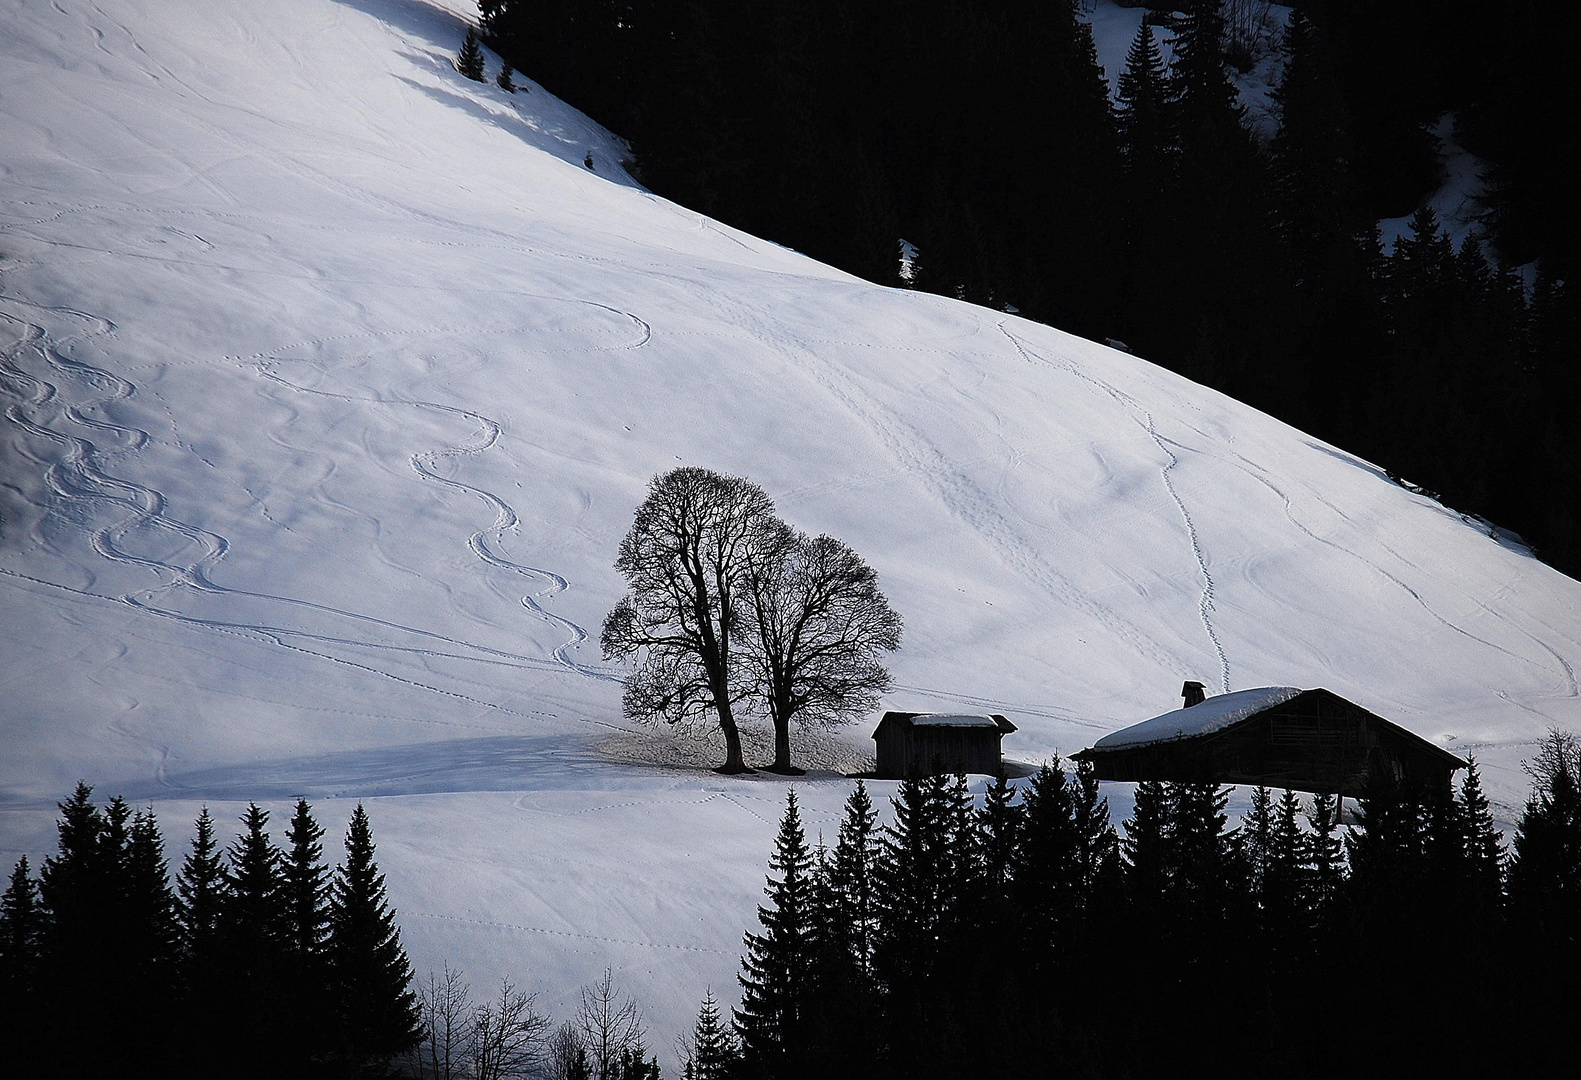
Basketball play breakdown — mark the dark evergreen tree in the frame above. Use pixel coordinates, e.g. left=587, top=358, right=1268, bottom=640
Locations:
left=0, top=856, right=43, bottom=1071
left=1011, top=759, right=1078, bottom=937
left=0, top=856, right=41, bottom=986
left=1071, top=757, right=1124, bottom=919
left=457, top=29, right=486, bottom=82
left=284, top=798, right=330, bottom=961
left=1458, top=758, right=1505, bottom=918
left=827, top=779, right=879, bottom=981
left=1242, top=785, right=1275, bottom=901
left=1305, top=790, right=1345, bottom=921
left=735, top=790, right=814, bottom=1080
left=1261, top=788, right=1309, bottom=943
left=496, top=63, right=517, bottom=93
left=327, top=803, right=421, bottom=1075
left=284, top=798, right=333, bottom=1069
left=176, top=806, right=225, bottom=970
left=1122, top=779, right=1172, bottom=914
left=37, top=783, right=114, bottom=1071
left=682, top=989, right=738, bottom=1080
left=977, top=773, right=1021, bottom=898
left=1509, top=729, right=1581, bottom=929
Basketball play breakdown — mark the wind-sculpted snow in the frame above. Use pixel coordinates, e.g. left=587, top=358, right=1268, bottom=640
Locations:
left=1, top=0, right=1578, bottom=1062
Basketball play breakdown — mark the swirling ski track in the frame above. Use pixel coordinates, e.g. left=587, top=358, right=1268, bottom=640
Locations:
left=0, top=286, right=616, bottom=723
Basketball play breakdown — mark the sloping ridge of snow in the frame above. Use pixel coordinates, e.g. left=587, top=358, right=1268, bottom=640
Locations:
left=1093, top=686, right=1302, bottom=749
left=2, top=0, right=1578, bottom=1059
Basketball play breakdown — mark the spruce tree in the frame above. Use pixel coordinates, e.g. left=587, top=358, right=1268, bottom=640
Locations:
left=283, top=798, right=332, bottom=1067
left=828, top=780, right=879, bottom=980
left=0, top=856, right=43, bottom=1070
left=736, top=790, right=814, bottom=1080
left=683, top=990, right=739, bottom=1080
left=1122, top=779, right=1173, bottom=914
left=176, top=806, right=225, bottom=970
left=1071, top=757, right=1124, bottom=918
left=124, top=807, right=179, bottom=984
left=0, top=856, right=41, bottom=987
left=457, top=29, right=487, bottom=82
left=1509, top=729, right=1581, bottom=929
left=1011, top=759, right=1079, bottom=936
left=1243, top=785, right=1275, bottom=900
left=222, top=803, right=288, bottom=978
left=1305, top=791, right=1345, bottom=920
left=977, top=773, right=1021, bottom=898
left=1262, top=789, right=1310, bottom=940
left=327, top=803, right=421, bottom=1074
left=283, top=798, right=330, bottom=961
left=1458, top=758, right=1505, bottom=918
left=496, top=64, right=517, bottom=93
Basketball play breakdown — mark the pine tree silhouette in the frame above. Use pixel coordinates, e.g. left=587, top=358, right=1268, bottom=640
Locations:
left=977, top=773, right=1021, bottom=898
left=457, top=29, right=486, bottom=82
left=176, top=806, right=225, bottom=969
left=284, top=798, right=333, bottom=1069
left=496, top=64, right=517, bottom=93
left=327, top=803, right=421, bottom=1074
left=0, top=855, right=43, bottom=1071
left=736, top=790, right=814, bottom=1080
left=683, top=990, right=739, bottom=1080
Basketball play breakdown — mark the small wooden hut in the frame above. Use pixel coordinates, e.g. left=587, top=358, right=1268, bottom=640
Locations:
left=873, top=711, right=1017, bottom=779
left=1072, top=684, right=1465, bottom=796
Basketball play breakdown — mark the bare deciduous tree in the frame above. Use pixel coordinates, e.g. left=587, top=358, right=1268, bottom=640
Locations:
left=602, top=467, right=782, bottom=773
left=544, top=1023, right=592, bottom=1080
left=415, top=964, right=472, bottom=1080
left=410, top=969, right=549, bottom=1080
left=575, top=968, right=645, bottom=1080
left=471, top=978, right=550, bottom=1080
left=742, top=531, right=902, bottom=773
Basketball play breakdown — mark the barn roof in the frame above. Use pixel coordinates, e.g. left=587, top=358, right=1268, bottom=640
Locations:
left=873, top=711, right=1017, bottom=737
left=1093, top=686, right=1303, bottom=750
left=1074, top=686, right=1466, bottom=793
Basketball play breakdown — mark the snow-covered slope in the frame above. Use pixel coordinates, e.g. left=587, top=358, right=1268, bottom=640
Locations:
left=3, top=0, right=1577, bottom=1053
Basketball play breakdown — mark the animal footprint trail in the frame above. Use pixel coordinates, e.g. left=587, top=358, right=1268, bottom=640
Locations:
left=997, top=322, right=1231, bottom=693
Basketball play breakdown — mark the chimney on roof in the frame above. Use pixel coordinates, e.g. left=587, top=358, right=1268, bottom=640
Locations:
left=1182, top=681, right=1206, bottom=707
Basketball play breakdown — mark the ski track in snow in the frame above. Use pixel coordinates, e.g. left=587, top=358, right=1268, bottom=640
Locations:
left=1216, top=446, right=1580, bottom=702
left=710, top=290, right=1190, bottom=688
left=0, top=279, right=620, bottom=723
left=255, top=359, right=609, bottom=680
left=997, top=323, right=1231, bottom=693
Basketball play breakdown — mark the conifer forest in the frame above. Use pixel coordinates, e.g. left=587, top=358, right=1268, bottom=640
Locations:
left=478, top=0, right=1581, bottom=576
left=8, top=734, right=1581, bottom=1078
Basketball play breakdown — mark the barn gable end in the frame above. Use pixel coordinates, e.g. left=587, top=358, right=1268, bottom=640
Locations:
left=873, top=712, right=1017, bottom=779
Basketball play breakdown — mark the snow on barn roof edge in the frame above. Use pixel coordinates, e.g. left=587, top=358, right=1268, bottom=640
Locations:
left=1091, top=686, right=1304, bottom=751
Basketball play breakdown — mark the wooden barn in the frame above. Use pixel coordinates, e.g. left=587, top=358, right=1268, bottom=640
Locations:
left=873, top=711, right=1017, bottom=779
left=1072, top=684, right=1466, bottom=796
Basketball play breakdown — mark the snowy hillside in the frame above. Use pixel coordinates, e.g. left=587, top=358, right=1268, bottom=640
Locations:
left=2, top=0, right=1577, bottom=1053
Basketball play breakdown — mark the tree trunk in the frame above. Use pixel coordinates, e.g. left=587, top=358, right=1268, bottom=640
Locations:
left=715, top=700, right=750, bottom=774
left=773, top=717, right=792, bottom=773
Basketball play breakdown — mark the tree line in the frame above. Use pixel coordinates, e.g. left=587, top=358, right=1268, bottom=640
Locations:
left=601, top=467, right=901, bottom=774
left=686, top=729, right=1581, bottom=1078
left=0, top=787, right=421, bottom=1079
left=474, top=0, right=1581, bottom=579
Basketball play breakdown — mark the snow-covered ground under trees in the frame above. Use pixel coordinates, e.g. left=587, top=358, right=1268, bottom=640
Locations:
left=2, top=0, right=1576, bottom=1061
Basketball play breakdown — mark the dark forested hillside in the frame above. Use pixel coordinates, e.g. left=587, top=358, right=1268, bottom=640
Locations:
left=477, top=0, right=1580, bottom=576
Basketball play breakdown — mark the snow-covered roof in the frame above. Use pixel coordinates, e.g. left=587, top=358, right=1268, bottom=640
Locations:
left=909, top=713, right=1004, bottom=729
left=1092, top=687, right=1304, bottom=751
